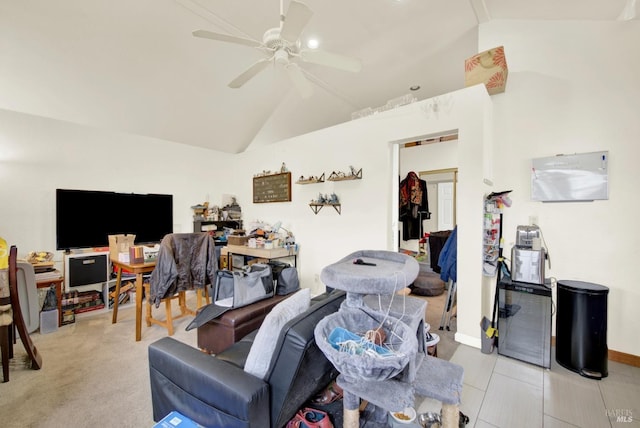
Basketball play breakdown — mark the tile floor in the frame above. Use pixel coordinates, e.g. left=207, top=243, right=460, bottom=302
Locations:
left=415, top=345, right=640, bottom=428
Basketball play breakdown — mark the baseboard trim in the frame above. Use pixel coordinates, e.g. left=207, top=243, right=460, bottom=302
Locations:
left=455, top=332, right=480, bottom=349
left=608, top=349, right=640, bottom=367
left=454, top=335, right=639, bottom=367
left=551, top=336, right=640, bottom=367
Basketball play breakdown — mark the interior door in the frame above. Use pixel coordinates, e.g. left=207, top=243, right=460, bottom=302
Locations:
left=438, top=182, right=454, bottom=231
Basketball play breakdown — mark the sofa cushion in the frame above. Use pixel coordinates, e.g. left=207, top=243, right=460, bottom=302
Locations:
left=244, top=288, right=310, bottom=379
left=215, top=332, right=256, bottom=369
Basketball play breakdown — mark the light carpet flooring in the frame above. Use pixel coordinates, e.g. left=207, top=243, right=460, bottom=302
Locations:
left=1, top=290, right=638, bottom=428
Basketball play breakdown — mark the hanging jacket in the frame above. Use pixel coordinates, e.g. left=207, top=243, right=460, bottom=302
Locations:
left=399, top=171, right=429, bottom=240
left=149, top=233, right=217, bottom=307
left=438, top=226, right=457, bottom=283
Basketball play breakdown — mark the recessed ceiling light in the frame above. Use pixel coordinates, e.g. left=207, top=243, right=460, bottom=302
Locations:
left=306, top=38, right=319, bottom=49
left=409, top=85, right=421, bottom=91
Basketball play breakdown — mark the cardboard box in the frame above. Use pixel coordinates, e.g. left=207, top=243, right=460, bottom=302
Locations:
left=464, top=46, right=508, bottom=95
left=143, top=244, right=160, bottom=262
left=108, top=234, right=136, bottom=261
left=227, top=235, right=249, bottom=246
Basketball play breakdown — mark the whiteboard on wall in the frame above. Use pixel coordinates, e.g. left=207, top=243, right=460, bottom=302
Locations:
left=531, top=151, right=609, bottom=202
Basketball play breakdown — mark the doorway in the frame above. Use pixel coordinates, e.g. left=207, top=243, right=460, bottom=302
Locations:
left=395, top=138, right=460, bottom=343
left=389, top=94, right=492, bottom=351
left=419, top=168, right=458, bottom=236
left=396, top=131, right=459, bottom=255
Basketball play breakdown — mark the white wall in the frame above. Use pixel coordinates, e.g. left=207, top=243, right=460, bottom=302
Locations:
left=480, top=20, right=640, bottom=356
left=222, top=86, right=492, bottom=350
left=0, top=108, right=233, bottom=263
left=2, top=19, right=638, bottom=358
left=0, top=87, right=491, bottom=354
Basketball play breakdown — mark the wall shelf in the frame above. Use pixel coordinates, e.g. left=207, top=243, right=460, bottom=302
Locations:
left=296, top=172, right=325, bottom=184
left=327, top=168, right=362, bottom=181
left=309, top=203, right=341, bottom=215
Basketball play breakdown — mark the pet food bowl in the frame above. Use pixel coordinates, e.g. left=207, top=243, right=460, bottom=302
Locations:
left=417, top=411, right=441, bottom=427
left=389, top=407, right=417, bottom=424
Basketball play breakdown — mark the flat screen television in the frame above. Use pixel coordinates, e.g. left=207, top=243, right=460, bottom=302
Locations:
left=56, top=189, right=173, bottom=251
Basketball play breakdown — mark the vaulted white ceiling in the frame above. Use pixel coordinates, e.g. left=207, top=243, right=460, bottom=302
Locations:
left=0, top=0, right=633, bottom=153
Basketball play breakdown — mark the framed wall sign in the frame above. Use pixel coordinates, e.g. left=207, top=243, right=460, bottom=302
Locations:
left=253, top=172, right=292, bottom=203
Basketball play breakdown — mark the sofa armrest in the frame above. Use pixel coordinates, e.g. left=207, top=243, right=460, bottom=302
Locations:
left=149, top=337, right=270, bottom=428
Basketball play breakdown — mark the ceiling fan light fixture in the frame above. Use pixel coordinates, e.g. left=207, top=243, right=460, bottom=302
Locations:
left=274, top=49, right=289, bottom=65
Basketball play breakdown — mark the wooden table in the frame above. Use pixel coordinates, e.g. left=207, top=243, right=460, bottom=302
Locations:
left=110, top=259, right=156, bottom=341
left=36, top=277, right=63, bottom=327
left=224, top=244, right=297, bottom=271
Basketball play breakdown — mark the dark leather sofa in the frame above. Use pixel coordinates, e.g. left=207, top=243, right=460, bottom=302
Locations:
left=148, top=290, right=346, bottom=428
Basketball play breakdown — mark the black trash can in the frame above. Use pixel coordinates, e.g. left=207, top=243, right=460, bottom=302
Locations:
left=556, top=280, right=609, bottom=379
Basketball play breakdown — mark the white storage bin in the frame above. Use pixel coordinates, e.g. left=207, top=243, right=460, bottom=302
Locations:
left=40, top=309, right=59, bottom=334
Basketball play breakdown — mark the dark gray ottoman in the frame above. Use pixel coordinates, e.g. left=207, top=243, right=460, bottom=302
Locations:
left=410, top=265, right=445, bottom=296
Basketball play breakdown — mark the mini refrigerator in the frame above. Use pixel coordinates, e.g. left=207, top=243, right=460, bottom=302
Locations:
left=498, top=278, right=552, bottom=368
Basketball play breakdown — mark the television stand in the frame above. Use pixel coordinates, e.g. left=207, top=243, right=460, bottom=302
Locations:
left=64, top=251, right=109, bottom=292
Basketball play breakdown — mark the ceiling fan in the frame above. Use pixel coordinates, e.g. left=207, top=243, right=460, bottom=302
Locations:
left=192, top=0, right=362, bottom=98
left=617, top=0, right=637, bottom=20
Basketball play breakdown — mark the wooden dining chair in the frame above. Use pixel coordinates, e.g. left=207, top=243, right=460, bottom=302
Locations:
left=146, top=233, right=217, bottom=336
left=1, top=245, right=42, bottom=382
left=143, top=283, right=208, bottom=336
left=0, top=298, right=12, bottom=382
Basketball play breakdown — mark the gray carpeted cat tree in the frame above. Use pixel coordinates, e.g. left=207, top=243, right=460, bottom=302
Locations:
left=314, top=250, right=464, bottom=428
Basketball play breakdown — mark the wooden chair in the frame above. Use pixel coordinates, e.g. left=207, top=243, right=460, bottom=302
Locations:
left=146, top=233, right=217, bottom=336
left=1, top=245, right=42, bottom=382
left=0, top=300, right=12, bottom=382
left=144, top=284, right=209, bottom=336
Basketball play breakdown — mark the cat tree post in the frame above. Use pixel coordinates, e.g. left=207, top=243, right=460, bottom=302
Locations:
left=314, top=250, right=421, bottom=427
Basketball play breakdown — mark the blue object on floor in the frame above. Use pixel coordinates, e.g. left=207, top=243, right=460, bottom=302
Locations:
left=154, top=411, right=203, bottom=428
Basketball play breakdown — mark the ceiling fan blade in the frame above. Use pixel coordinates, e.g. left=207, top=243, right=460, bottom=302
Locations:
left=280, top=0, right=313, bottom=43
left=228, top=58, right=272, bottom=88
left=300, top=49, right=362, bottom=73
left=285, top=63, right=313, bottom=98
left=192, top=29, right=262, bottom=48
left=617, top=0, right=637, bottom=20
